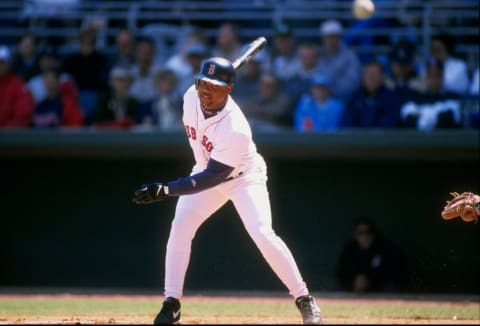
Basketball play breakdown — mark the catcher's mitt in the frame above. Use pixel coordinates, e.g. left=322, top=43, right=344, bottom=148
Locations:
left=441, top=192, right=480, bottom=223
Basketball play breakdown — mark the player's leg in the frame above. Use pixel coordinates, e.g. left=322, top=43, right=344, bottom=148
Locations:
left=227, top=177, right=322, bottom=324
left=155, top=186, right=228, bottom=324
left=228, top=179, right=307, bottom=298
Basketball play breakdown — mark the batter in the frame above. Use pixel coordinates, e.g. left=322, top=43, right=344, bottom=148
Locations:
left=132, top=57, right=322, bottom=325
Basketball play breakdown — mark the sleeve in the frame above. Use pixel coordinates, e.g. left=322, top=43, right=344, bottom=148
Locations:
left=11, top=83, right=34, bottom=127
left=167, top=158, right=235, bottom=196
left=210, top=131, right=249, bottom=168
left=445, top=60, right=469, bottom=95
left=400, top=101, right=419, bottom=128
left=61, top=96, right=84, bottom=126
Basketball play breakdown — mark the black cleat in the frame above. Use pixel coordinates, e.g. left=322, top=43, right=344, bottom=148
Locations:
left=153, top=297, right=181, bottom=325
left=295, top=295, right=322, bottom=324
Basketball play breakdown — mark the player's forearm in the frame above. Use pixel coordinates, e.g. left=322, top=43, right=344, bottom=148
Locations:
left=167, top=159, right=234, bottom=196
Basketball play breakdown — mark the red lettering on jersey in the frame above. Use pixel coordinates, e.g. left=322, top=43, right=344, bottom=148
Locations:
left=205, top=142, right=213, bottom=152
left=185, top=125, right=212, bottom=151
left=184, top=125, right=197, bottom=140
left=201, top=135, right=213, bottom=152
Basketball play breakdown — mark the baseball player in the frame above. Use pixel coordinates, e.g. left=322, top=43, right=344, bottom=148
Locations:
left=132, top=57, right=322, bottom=325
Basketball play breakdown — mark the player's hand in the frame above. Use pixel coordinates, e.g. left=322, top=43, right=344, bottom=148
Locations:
left=132, top=183, right=167, bottom=204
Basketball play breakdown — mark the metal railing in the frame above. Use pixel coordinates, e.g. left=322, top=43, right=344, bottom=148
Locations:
left=0, top=0, right=478, bottom=68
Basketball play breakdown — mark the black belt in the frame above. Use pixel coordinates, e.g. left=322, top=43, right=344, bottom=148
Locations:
left=224, top=171, right=243, bottom=182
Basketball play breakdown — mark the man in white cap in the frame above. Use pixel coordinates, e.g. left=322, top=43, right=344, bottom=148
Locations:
left=317, top=20, right=361, bottom=102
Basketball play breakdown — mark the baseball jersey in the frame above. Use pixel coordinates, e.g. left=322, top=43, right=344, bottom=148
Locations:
left=182, top=84, right=265, bottom=178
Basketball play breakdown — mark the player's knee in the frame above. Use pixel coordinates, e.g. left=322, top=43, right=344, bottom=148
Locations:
left=169, top=214, right=200, bottom=241
left=249, top=227, right=277, bottom=246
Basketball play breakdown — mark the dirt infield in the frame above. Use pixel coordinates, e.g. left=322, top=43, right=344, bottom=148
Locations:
left=1, top=293, right=479, bottom=324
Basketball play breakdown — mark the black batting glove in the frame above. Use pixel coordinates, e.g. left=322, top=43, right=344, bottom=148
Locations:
left=132, top=183, right=167, bottom=204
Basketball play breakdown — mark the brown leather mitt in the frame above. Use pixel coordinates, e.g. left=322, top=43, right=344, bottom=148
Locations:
left=441, top=192, right=480, bottom=223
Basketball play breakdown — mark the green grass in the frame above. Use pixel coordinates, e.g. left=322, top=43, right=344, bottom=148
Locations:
left=0, top=298, right=479, bottom=321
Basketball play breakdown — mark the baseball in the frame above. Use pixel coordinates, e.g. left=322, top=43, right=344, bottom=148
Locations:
left=352, top=0, right=375, bottom=20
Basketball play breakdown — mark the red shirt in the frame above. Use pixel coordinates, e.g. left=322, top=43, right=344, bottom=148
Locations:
left=0, top=71, right=34, bottom=127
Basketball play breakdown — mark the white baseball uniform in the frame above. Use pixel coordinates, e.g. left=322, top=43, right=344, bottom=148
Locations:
left=163, top=84, right=309, bottom=300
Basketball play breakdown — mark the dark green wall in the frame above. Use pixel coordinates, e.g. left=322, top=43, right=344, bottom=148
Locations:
left=1, top=153, right=479, bottom=294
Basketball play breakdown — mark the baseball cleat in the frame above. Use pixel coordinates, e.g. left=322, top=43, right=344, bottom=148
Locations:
left=295, top=295, right=322, bottom=324
left=153, top=297, right=181, bottom=325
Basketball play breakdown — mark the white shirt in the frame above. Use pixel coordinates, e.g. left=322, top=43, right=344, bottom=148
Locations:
left=443, top=57, right=469, bottom=95
left=182, top=85, right=266, bottom=179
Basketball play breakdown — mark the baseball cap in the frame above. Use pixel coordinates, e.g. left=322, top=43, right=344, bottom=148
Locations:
left=310, top=73, right=332, bottom=88
left=320, top=20, right=343, bottom=36
left=0, top=45, right=11, bottom=62
left=195, top=57, right=235, bottom=86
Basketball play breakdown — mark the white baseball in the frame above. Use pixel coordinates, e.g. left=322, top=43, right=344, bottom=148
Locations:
left=352, top=0, right=375, bottom=20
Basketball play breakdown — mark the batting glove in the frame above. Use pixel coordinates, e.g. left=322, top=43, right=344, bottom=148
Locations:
left=132, top=183, right=168, bottom=204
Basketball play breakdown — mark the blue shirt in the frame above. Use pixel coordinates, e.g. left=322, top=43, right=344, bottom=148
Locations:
left=294, top=94, right=344, bottom=132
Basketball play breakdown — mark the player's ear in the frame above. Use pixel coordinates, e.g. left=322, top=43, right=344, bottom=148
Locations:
left=195, top=79, right=200, bottom=89
left=226, top=83, right=234, bottom=93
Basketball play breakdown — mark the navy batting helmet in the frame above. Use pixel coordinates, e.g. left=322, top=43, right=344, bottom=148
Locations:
left=195, top=57, right=235, bottom=86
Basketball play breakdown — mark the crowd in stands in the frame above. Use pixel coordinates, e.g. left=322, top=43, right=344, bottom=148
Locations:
left=1, top=20, right=478, bottom=131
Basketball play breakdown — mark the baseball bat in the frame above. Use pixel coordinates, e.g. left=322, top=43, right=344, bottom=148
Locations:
left=232, top=36, right=267, bottom=70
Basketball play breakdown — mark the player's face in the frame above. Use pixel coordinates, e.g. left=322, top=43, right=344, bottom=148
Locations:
left=196, top=79, right=233, bottom=111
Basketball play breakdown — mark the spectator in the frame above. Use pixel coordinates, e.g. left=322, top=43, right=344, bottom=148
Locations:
left=111, top=29, right=136, bottom=69
left=32, top=70, right=83, bottom=128
left=231, top=44, right=267, bottom=108
left=176, top=42, right=209, bottom=94
left=294, top=73, right=344, bottom=132
left=317, top=20, right=361, bottom=102
left=400, top=58, right=462, bottom=131
left=336, top=217, right=407, bottom=293
left=137, top=68, right=182, bottom=131
left=129, top=36, right=163, bottom=103
left=384, top=39, right=423, bottom=105
left=430, top=33, right=469, bottom=96
left=11, top=33, right=41, bottom=81
left=243, top=73, right=294, bottom=132
left=282, top=42, right=321, bottom=104
left=94, top=66, right=140, bottom=129
left=0, top=45, right=34, bottom=127
left=212, top=23, right=243, bottom=62
left=166, top=26, right=208, bottom=86
left=62, top=28, right=111, bottom=124
left=340, top=61, right=401, bottom=128
left=270, top=22, right=300, bottom=82
left=28, top=45, right=79, bottom=105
